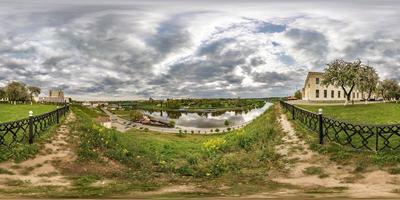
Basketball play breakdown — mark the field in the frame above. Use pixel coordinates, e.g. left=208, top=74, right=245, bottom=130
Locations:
left=42, top=104, right=287, bottom=197
left=298, top=103, right=400, bottom=125
left=0, top=104, right=57, bottom=123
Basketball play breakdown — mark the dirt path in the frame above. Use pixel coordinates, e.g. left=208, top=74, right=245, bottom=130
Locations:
left=0, top=112, right=76, bottom=188
left=269, top=112, right=400, bottom=198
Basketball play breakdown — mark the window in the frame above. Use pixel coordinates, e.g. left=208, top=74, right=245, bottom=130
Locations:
left=316, top=90, right=320, bottom=98
left=316, top=78, right=320, bottom=84
left=324, top=90, right=327, bottom=98
left=357, top=92, right=359, bottom=98
left=338, top=91, right=341, bottom=98
left=352, top=92, right=355, bottom=99
left=331, top=90, right=334, bottom=98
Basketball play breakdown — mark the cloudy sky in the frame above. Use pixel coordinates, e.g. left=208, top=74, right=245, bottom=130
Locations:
left=0, top=0, right=399, bottom=100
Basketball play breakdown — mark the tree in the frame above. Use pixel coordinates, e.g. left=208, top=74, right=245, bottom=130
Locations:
left=5, top=81, right=29, bottom=104
left=224, top=120, right=230, bottom=126
left=0, top=87, right=6, bottom=100
left=378, top=79, right=399, bottom=102
left=294, top=90, right=302, bottom=99
left=129, top=110, right=144, bottom=122
left=168, top=120, right=176, bottom=128
left=27, top=86, right=41, bottom=103
left=358, top=64, right=379, bottom=100
left=322, top=59, right=362, bottom=105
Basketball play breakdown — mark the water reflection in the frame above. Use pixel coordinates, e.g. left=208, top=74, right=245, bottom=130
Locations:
left=143, top=102, right=272, bottom=128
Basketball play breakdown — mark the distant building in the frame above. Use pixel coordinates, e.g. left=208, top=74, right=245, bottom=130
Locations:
left=38, top=89, right=70, bottom=104
left=49, top=89, right=64, bottom=98
left=95, top=116, right=112, bottom=129
left=302, top=72, right=366, bottom=101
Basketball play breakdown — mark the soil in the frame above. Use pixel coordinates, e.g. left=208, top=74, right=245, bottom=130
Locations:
left=0, top=113, right=77, bottom=188
left=263, top=112, right=400, bottom=198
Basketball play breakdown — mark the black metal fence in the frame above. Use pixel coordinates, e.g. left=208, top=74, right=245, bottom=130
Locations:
left=280, top=101, right=400, bottom=151
left=0, top=105, right=69, bottom=147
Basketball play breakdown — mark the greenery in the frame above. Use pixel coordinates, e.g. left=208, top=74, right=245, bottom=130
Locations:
left=294, top=90, right=302, bottom=99
left=65, top=103, right=287, bottom=197
left=285, top=108, right=400, bottom=172
left=111, top=98, right=267, bottom=112
left=0, top=104, right=56, bottom=122
left=0, top=81, right=41, bottom=103
left=322, top=58, right=399, bottom=103
left=129, top=110, right=143, bottom=122
left=297, top=103, right=400, bottom=125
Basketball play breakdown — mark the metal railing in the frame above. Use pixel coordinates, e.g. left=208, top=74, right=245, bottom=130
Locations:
left=0, top=105, right=69, bottom=147
left=280, top=101, right=400, bottom=151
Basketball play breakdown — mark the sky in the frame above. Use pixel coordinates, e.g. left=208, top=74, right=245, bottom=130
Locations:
left=0, top=0, right=399, bottom=100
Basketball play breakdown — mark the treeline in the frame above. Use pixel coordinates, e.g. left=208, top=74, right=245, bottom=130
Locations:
left=117, top=98, right=267, bottom=110
left=0, top=81, right=41, bottom=103
left=322, top=59, right=400, bottom=102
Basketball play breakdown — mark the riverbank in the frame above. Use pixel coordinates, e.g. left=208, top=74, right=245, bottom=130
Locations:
left=102, top=102, right=272, bottom=134
left=102, top=107, right=252, bottom=134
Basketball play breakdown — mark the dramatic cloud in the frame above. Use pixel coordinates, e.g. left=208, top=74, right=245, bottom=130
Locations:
left=0, top=0, right=399, bottom=100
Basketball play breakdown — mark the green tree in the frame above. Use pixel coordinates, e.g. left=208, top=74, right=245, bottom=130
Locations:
left=129, top=110, right=143, bottom=122
left=224, top=120, right=230, bottom=126
left=5, top=81, right=29, bottom=104
left=27, top=86, right=41, bottom=103
left=322, top=59, right=362, bottom=105
left=378, top=79, right=399, bottom=101
left=358, top=64, right=379, bottom=100
left=0, top=87, right=6, bottom=100
left=169, top=120, right=176, bottom=128
left=294, top=90, right=302, bottom=99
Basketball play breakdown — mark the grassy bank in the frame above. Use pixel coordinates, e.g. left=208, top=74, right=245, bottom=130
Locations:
left=0, top=104, right=56, bottom=122
left=284, top=108, right=400, bottom=174
left=56, top=104, right=287, bottom=198
left=298, top=103, right=400, bottom=125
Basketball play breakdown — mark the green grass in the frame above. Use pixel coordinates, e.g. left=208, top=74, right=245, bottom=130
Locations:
left=45, top=104, right=290, bottom=198
left=0, top=105, right=67, bottom=162
left=286, top=109, right=400, bottom=173
left=0, top=104, right=56, bottom=122
left=298, top=103, right=400, bottom=125
left=303, top=166, right=329, bottom=178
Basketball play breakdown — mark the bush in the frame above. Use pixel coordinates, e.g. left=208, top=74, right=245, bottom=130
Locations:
left=129, top=110, right=143, bottom=122
left=224, top=120, right=230, bottom=126
left=169, top=120, right=176, bottom=128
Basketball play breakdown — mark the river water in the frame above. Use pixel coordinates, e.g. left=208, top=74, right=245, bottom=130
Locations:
left=142, top=102, right=272, bottom=129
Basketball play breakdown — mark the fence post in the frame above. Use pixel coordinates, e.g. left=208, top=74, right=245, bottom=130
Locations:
left=292, top=105, right=295, bottom=120
left=56, top=106, right=60, bottom=124
left=318, top=108, right=324, bottom=145
left=28, top=111, right=34, bottom=144
left=375, top=126, right=379, bottom=152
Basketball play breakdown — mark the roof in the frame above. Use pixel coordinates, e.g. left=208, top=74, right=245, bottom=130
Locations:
left=303, top=71, right=324, bottom=89
left=95, top=116, right=111, bottom=123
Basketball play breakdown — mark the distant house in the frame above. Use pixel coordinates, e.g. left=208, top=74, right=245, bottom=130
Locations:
left=95, top=116, right=112, bottom=129
left=302, top=72, right=366, bottom=101
left=38, top=89, right=70, bottom=104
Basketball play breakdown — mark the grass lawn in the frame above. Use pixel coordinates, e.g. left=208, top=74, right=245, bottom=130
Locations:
left=297, top=103, right=400, bottom=125
left=25, top=104, right=287, bottom=198
left=0, top=104, right=57, bottom=123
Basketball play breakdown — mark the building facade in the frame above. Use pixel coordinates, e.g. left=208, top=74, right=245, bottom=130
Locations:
left=302, top=72, right=365, bottom=101
left=38, top=89, right=70, bottom=103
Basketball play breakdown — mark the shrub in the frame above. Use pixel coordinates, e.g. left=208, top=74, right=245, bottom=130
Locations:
left=169, top=120, right=176, bottom=128
left=129, top=110, right=143, bottom=122
left=224, top=120, right=230, bottom=126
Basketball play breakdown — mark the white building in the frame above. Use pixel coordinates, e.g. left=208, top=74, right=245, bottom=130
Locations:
left=302, top=72, right=366, bottom=101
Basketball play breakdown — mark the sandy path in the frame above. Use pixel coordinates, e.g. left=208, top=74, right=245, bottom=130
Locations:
left=0, top=112, right=76, bottom=188
left=268, top=112, right=400, bottom=198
